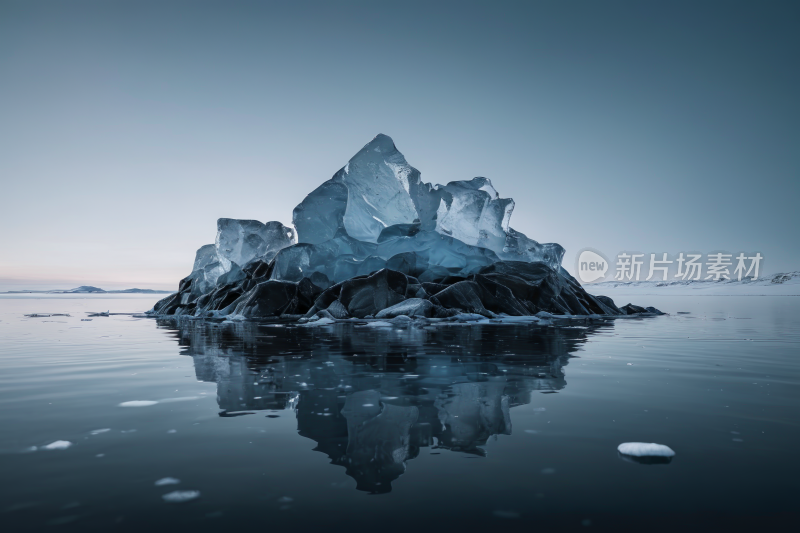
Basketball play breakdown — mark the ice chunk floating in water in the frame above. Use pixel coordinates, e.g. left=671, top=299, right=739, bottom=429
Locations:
left=155, top=477, right=180, bottom=486
left=42, top=440, right=72, bottom=450
left=119, top=400, right=158, bottom=407
left=162, top=490, right=200, bottom=503
left=617, top=442, right=675, bottom=464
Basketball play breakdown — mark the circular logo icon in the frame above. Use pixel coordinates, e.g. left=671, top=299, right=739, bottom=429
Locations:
left=575, top=249, right=609, bottom=283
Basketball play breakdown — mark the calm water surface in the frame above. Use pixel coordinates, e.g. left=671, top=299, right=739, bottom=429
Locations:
left=0, top=294, right=798, bottom=532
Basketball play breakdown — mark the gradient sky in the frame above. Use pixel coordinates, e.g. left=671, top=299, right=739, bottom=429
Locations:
left=1, top=0, right=798, bottom=290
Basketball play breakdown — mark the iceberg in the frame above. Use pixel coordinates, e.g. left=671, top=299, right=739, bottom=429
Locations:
left=150, top=134, right=662, bottom=320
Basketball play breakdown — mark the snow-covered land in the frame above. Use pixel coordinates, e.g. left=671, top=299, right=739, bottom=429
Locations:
left=587, top=272, right=800, bottom=296
left=3, top=286, right=171, bottom=294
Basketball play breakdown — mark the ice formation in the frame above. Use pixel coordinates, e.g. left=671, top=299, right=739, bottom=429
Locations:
left=151, top=134, right=661, bottom=320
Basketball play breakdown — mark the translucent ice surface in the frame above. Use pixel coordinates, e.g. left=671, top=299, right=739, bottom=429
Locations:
left=435, top=177, right=514, bottom=254
left=216, top=219, right=296, bottom=271
left=293, top=134, right=422, bottom=244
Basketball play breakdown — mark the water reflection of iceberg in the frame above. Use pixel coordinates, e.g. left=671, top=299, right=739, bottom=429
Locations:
left=159, top=319, right=611, bottom=493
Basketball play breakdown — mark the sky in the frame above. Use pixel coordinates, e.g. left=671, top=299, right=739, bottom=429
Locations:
left=1, top=0, right=798, bottom=290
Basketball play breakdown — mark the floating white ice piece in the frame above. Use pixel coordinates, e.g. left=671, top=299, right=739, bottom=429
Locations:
left=155, top=477, right=181, bottom=486
left=162, top=490, right=200, bottom=503
left=617, top=442, right=675, bottom=457
left=43, top=440, right=72, bottom=450
left=299, top=317, right=335, bottom=326
left=119, top=401, right=158, bottom=407
left=90, top=428, right=111, bottom=435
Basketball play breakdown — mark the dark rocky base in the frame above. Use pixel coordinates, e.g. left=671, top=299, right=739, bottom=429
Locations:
left=150, top=260, right=663, bottom=321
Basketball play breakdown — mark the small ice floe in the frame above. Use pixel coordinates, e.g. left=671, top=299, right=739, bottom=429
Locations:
left=155, top=477, right=180, bottom=486
left=119, top=400, right=158, bottom=407
left=452, top=313, right=487, bottom=322
left=167, top=429, right=177, bottom=434
left=617, top=442, right=675, bottom=464
left=299, top=317, right=335, bottom=327
left=278, top=495, right=295, bottom=509
left=90, top=428, right=111, bottom=435
left=162, top=490, right=200, bottom=503
left=363, top=320, right=393, bottom=327
left=42, top=440, right=72, bottom=450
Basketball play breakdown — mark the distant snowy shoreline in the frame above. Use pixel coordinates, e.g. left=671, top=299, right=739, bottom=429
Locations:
left=586, top=272, right=800, bottom=296
left=1, top=285, right=171, bottom=295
